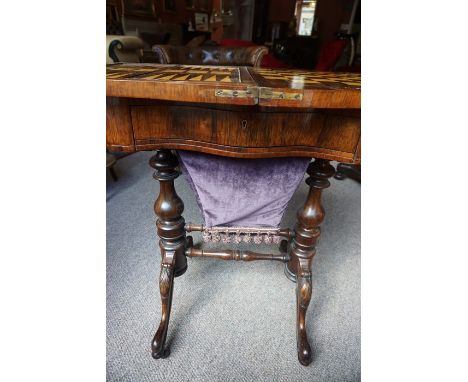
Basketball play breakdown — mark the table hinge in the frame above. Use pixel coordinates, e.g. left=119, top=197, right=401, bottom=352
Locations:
left=214, top=87, right=303, bottom=101
left=214, top=87, right=258, bottom=99
left=258, top=87, right=303, bottom=100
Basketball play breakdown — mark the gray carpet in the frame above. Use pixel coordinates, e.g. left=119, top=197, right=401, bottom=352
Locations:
left=107, top=152, right=361, bottom=382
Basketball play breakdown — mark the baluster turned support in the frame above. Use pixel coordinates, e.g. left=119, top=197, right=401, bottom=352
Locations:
left=286, top=158, right=335, bottom=366
left=149, top=150, right=187, bottom=359
left=186, top=247, right=289, bottom=262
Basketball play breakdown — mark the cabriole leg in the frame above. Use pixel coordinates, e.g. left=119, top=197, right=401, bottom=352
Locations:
left=149, top=150, right=187, bottom=359
left=286, top=158, right=335, bottom=366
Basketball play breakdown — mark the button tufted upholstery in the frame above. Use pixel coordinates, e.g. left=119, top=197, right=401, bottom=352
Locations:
left=152, top=45, right=268, bottom=67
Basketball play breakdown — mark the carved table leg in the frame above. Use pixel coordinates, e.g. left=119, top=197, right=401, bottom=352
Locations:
left=285, top=158, right=335, bottom=366
left=149, top=150, right=187, bottom=359
left=109, top=166, right=118, bottom=181
left=334, top=163, right=361, bottom=183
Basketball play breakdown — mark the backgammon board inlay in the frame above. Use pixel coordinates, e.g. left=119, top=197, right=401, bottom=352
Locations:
left=251, top=68, right=361, bottom=89
left=106, top=63, right=241, bottom=83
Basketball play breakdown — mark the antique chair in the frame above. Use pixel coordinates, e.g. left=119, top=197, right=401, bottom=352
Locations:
left=152, top=45, right=268, bottom=67
left=106, top=35, right=145, bottom=64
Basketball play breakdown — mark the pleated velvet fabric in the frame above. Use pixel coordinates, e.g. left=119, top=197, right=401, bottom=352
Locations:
left=177, top=151, right=310, bottom=228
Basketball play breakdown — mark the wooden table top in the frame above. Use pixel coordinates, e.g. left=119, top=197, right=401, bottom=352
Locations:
left=106, top=64, right=361, bottom=109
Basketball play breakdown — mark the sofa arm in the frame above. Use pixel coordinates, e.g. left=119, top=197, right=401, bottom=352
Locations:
left=106, top=35, right=145, bottom=63
left=152, top=45, right=170, bottom=64
left=250, top=46, right=268, bottom=67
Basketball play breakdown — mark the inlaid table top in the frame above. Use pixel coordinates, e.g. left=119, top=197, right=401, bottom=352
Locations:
left=106, top=63, right=361, bottom=108
left=251, top=68, right=360, bottom=89
left=106, top=64, right=245, bottom=83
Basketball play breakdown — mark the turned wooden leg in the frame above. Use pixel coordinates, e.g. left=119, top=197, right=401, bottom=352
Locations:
left=149, top=150, right=187, bottom=359
left=109, top=166, right=118, bottom=181
left=286, top=158, right=335, bottom=366
left=334, top=163, right=361, bottom=183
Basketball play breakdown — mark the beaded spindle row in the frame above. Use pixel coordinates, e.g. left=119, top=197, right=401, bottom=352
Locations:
left=202, top=230, right=281, bottom=244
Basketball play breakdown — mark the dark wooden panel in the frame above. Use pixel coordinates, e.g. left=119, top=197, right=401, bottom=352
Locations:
left=130, top=104, right=360, bottom=162
left=316, top=114, right=361, bottom=152
left=106, top=97, right=135, bottom=152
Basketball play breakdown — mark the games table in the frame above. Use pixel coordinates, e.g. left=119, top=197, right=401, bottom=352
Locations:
left=106, top=63, right=361, bottom=366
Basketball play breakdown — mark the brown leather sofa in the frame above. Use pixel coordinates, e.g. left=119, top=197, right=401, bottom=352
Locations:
left=152, top=45, right=268, bottom=67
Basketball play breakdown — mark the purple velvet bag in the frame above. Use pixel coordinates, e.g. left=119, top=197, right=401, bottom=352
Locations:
left=178, top=151, right=310, bottom=228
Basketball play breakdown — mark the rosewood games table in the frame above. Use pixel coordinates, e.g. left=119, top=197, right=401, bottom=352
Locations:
left=106, top=63, right=361, bottom=366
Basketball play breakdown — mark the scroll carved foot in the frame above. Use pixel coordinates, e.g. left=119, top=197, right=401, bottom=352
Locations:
left=296, top=271, right=313, bottom=366
left=150, top=150, right=187, bottom=360
left=287, top=158, right=335, bottom=366
left=152, top=255, right=175, bottom=359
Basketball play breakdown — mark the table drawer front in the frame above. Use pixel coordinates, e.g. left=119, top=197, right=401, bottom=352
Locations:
left=131, top=105, right=360, bottom=159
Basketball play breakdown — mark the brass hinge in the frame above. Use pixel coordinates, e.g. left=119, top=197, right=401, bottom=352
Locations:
left=214, top=87, right=258, bottom=98
left=259, top=87, right=303, bottom=101
left=214, top=87, right=302, bottom=101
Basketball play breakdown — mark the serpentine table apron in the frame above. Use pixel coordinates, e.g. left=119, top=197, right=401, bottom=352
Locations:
left=106, top=63, right=361, bottom=366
